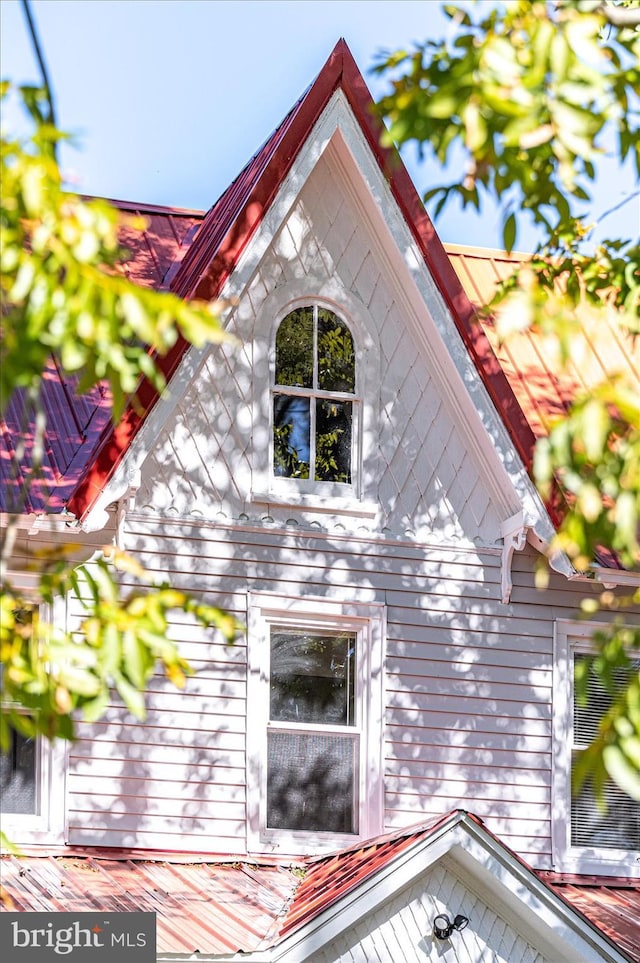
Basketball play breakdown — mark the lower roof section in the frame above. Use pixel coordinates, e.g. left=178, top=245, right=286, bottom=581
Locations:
left=1, top=813, right=637, bottom=962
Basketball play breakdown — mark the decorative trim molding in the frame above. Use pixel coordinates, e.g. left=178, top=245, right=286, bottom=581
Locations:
left=500, top=511, right=527, bottom=603
left=80, top=469, right=141, bottom=534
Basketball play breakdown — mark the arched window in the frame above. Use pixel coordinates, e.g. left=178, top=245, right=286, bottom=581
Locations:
left=273, top=305, right=357, bottom=486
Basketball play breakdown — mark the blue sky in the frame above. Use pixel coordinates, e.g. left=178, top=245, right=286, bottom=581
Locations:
left=1, top=0, right=637, bottom=251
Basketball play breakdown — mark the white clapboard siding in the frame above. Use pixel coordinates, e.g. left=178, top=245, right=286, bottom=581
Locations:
left=69, top=789, right=244, bottom=819
left=310, top=858, right=550, bottom=963
left=69, top=813, right=247, bottom=856
left=71, top=721, right=245, bottom=754
left=136, top=150, right=506, bottom=545
left=64, top=518, right=598, bottom=866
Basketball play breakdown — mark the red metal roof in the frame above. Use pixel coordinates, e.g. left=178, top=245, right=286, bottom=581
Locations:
left=0, top=853, right=296, bottom=955
left=0, top=361, right=112, bottom=514
left=112, top=200, right=202, bottom=291
left=0, top=202, right=202, bottom=515
left=447, top=244, right=640, bottom=441
left=279, top=811, right=456, bottom=938
left=541, top=873, right=640, bottom=963
left=2, top=817, right=637, bottom=960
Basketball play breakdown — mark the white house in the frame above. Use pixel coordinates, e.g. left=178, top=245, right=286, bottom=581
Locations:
left=1, top=40, right=638, bottom=962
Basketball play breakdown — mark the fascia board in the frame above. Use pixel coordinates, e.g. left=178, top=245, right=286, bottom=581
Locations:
left=0, top=512, right=76, bottom=533
left=81, top=89, right=555, bottom=548
left=587, top=566, right=640, bottom=589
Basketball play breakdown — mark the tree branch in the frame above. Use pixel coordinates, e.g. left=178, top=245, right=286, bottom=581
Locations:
left=20, top=0, right=57, bottom=129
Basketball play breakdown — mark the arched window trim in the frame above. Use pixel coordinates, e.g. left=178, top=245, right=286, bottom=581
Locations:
left=249, top=279, right=381, bottom=519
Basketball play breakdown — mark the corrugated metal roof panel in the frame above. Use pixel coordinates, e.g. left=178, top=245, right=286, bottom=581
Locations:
left=0, top=855, right=297, bottom=955
left=541, top=873, right=640, bottom=963
left=0, top=202, right=203, bottom=515
left=446, top=244, right=640, bottom=441
left=3, top=823, right=637, bottom=960
left=114, top=203, right=203, bottom=289
left=279, top=811, right=458, bottom=937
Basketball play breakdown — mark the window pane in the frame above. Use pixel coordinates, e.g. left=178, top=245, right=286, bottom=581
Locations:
left=574, top=656, right=640, bottom=744
left=572, top=655, right=640, bottom=850
left=571, top=755, right=640, bottom=850
left=1, top=727, right=37, bottom=814
left=273, top=395, right=310, bottom=478
left=267, top=731, right=357, bottom=833
left=315, top=400, right=352, bottom=483
left=317, top=310, right=355, bottom=392
left=275, top=308, right=313, bottom=387
left=270, top=632, right=356, bottom=724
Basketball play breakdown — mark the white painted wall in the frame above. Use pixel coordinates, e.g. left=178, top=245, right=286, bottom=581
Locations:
left=307, top=859, right=549, bottom=963
left=135, top=151, right=507, bottom=546
left=65, top=516, right=609, bottom=867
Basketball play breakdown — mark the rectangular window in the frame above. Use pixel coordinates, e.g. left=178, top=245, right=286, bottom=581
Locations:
left=1, top=724, right=38, bottom=815
left=247, top=594, right=384, bottom=855
left=553, top=621, right=640, bottom=876
left=0, top=595, right=66, bottom=844
left=0, top=713, right=66, bottom=842
left=571, top=654, right=640, bottom=852
left=267, top=630, right=358, bottom=834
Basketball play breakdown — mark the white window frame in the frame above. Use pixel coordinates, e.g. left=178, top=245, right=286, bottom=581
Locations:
left=247, top=591, right=384, bottom=856
left=250, top=279, right=381, bottom=519
left=271, top=302, right=360, bottom=499
left=1, top=594, right=67, bottom=846
left=553, top=619, right=640, bottom=877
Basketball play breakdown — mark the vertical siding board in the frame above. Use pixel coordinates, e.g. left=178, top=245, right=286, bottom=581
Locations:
left=315, top=863, right=550, bottom=963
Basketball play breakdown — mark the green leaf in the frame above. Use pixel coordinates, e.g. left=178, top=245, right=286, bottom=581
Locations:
left=502, top=212, right=517, bottom=253
left=114, top=674, right=146, bottom=720
left=603, top=744, right=640, bottom=801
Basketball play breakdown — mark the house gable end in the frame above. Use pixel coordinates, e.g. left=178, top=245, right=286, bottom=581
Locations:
left=119, top=92, right=542, bottom=549
left=66, top=40, right=545, bottom=551
left=264, top=814, right=630, bottom=963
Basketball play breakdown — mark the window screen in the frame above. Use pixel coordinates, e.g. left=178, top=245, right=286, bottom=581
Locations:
left=267, top=732, right=357, bottom=833
left=1, top=726, right=37, bottom=814
left=267, top=629, right=358, bottom=834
